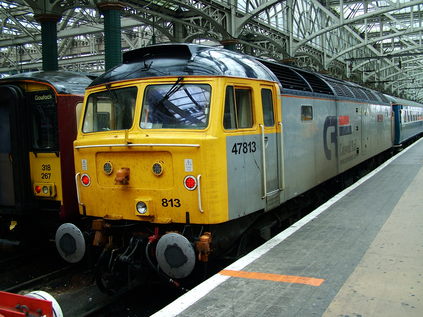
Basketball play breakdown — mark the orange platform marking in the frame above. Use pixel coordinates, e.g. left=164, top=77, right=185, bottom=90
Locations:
left=219, top=269, right=325, bottom=287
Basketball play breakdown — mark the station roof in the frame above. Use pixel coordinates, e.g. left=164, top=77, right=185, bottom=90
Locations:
left=1, top=0, right=422, bottom=102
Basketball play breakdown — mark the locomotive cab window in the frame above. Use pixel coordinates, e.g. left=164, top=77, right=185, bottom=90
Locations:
left=224, top=86, right=253, bottom=129
left=83, top=86, right=137, bottom=133
left=261, top=88, right=275, bottom=126
left=140, top=83, right=211, bottom=129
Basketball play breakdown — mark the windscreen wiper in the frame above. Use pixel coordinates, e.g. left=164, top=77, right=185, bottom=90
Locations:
left=156, top=77, right=184, bottom=106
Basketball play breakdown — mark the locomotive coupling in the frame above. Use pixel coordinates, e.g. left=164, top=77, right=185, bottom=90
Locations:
left=92, top=219, right=108, bottom=247
left=195, top=232, right=212, bottom=262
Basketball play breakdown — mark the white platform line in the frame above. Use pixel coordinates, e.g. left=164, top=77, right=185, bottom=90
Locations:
left=151, top=138, right=422, bottom=317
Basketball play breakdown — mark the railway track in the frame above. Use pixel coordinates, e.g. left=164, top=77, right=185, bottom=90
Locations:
left=0, top=242, right=186, bottom=316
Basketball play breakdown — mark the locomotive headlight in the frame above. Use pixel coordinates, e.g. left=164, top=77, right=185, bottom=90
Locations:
left=136, top=201, right=148, bottom=214
left=42, top=186, right=49, bottom=194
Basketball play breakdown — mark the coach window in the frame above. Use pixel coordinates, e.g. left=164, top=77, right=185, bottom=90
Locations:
left=261, top=88, right=275, bottom=126
left=223, top=86, right=253, bottom=129
left=301, top=105, right=313, bottom=121
left=31, top=98, right=58, bottom=150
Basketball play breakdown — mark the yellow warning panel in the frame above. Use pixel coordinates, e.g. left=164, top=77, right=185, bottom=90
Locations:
left=29, top=152, right=62, bottom=201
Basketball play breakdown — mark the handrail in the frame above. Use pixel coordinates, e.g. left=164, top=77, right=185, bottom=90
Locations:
left=75, top=172, right=83, bottom=206
left=278, top=122, right=285, bottom=191
left=259, top=124, right=267, bottom=199
left=197, top=174, right=204, bottom=213
left=75, top=143, right=200, bottom=149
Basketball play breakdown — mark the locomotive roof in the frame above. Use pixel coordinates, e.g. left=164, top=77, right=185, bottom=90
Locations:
left=90, top=43, right=280, bottom=87
left=258, top=58, right=390, bottom=103
left=1, top=71, right=93, bottom=95
left=90, top=43, right=391, bottom=104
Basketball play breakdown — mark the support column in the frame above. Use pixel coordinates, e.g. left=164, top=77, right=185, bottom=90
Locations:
left=173, top=8, right=186, bottom=43
left=287, top=0, right=294, bottom=57
left=98, top=2, right=125, bottom=71
left=35, top=14, right=61, bottom=71
left=173, top=22, right=186, bottom=43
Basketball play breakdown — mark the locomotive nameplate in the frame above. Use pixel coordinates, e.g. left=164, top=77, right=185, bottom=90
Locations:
left=28, top=90, right=55, bottom=104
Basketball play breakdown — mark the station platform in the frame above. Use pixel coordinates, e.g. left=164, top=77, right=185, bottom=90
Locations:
left=152, top=138, right=423, bottom=317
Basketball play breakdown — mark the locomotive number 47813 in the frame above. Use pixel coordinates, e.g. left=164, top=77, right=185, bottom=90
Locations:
left=231, top=141, right=257, bottom=155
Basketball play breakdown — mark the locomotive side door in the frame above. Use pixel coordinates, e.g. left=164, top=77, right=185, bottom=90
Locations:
left=0, top=85, right=31, bottom=209
left=224, top=81, right=281, bottom=219
left=225, top=83, right=270, bottom=219
left=259, top=84, right=281, bottom=211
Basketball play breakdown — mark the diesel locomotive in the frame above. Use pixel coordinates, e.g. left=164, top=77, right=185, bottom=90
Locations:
left=0, top=71, right=93, bottom=242
left=54, top=43, right=423, bottom=292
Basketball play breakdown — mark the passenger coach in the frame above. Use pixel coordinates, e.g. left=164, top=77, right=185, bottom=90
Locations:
left=388, top=95, right=423, bottom=146
left=0, top=71, right=92, bottom=240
